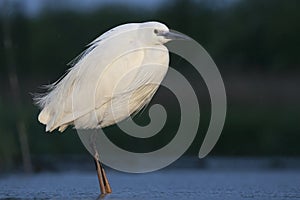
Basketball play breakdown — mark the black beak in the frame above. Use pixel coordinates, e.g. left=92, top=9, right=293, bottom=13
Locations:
left=158, top=30, right=191, bottom=40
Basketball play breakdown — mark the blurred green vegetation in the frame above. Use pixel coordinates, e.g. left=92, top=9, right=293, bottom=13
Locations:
left=0, top=0, right=299, bottom=171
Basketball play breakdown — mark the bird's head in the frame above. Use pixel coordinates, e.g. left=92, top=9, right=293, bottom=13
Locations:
left=139, top=21, right=189, bottom=45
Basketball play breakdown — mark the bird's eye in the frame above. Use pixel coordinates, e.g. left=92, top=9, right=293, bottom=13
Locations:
left=154, top=29, right=158, bottom=34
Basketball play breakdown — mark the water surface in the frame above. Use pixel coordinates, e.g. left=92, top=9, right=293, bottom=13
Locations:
left=1, top=168, right=299, bottom=200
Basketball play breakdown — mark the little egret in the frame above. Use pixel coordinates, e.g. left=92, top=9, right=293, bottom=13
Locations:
left=35, top=21, right=188, bottom=195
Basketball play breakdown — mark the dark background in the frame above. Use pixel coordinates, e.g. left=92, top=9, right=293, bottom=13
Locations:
left=0, top=0, right=299, bottom=172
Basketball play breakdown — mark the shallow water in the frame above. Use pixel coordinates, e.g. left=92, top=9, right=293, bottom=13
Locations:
left=1, top=169, right=300, bottom=200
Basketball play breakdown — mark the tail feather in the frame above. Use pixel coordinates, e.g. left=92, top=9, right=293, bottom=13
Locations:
left=37, top=107, right=55, bottom=132
left=38, top=108, right=50, bottom=125
left=38, top=106, right=62, bottom=132
left=38, top=108, right=68, bottom=132
left=34, top=67, right=79, bottom=132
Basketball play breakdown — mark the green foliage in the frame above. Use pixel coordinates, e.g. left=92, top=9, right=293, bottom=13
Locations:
left=0, top=0, right=299, bottom=170
left=0, top=98, right=19, bottom=171
left=1, top=0, right=299, bottom=77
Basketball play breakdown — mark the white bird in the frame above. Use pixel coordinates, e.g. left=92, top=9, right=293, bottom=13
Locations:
left=35, top=21, right=188, bottom=195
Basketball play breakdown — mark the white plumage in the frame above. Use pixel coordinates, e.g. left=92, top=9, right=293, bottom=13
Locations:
left=34, top=21, right=190, bottom=195
left=34, top=21, right=188, bottom=132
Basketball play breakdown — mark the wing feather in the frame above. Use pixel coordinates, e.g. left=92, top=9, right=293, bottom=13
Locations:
left=35, top=23, right=169, bottom=132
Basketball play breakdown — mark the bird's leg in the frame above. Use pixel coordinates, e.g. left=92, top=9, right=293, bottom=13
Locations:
left=94, top=152, right=106, bottom=195
left=94, top=149, right=112, bottom=194
left=99, top=159, right=112, bottom=193
left=90, top=132, right=112, bottom=194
